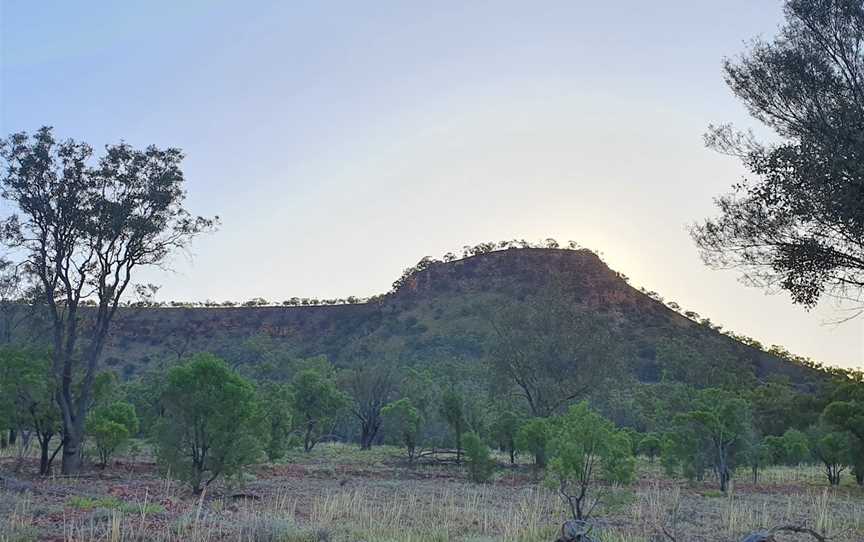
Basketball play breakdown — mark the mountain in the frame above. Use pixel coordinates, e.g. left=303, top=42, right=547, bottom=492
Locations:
left=91, top=247, right=816, bottom=388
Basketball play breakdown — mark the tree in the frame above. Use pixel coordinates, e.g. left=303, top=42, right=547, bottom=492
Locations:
left=462, top=431, right=495, bottom=483
left=439, top=389, right=466, bottom=463
left=546, top=402, right=634, bottom=522
left=781, top=428, right=811, bottom=466
left=340, top=361, right=397, bottom=450
left=290, top=360, right=348, bottom=452
left=743, top=432, right=773, bottom=484
left=0, top=128, right=215, bottom=474
left=662, top=426, right=711, bottom=483
left=87, top=401, right=138, bottom=467
left=122, top=365, right=168, bottom=437
left=516, top=417, right=551, bottom=469
left=673, top=388, right=751, bottom=492
left=811, top=428, right=851, bottom=486
left=489, top=288, right=619, bottom=417
left=490, top=409, right=522, bottom=465
left=748, top=382, right=808, bottom=437
left=692, top=0, right=864, bottom=311
left=851, top=438, right=864, bottom=486
left=637, top=433, right=662, bottom=463
left=155, top=354, right=261, bottom=493
left=0, top=347, right=62, bottom=475
left=656, top=338, right=750, bottom=389
left=381, top=398, right=421, bottom=462
left=258, top=382, right=293, bottom=462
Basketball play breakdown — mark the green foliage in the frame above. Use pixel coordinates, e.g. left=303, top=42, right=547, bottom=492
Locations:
left=742, top=433, right=772, bottom=483
left=489, top=409, right=522, bottom=464
left=692, top=1, right=864, bottom=307
left=780, top=428, right=811, bottom=466
left=657, top=338, right=754, bottom=390
left=515, top=417, right=550, bottom=468
left=67, top=495, right=164, bottom=515
left=290, top=359, right=349, bottom=452
left=122, top=366, right=168, bottom=436
left=155, top=354, right=262, bottom=493
left=810, top=427, right=851, bottom=486
left=87, top=401, right=139, bottom=467
left=661, top=427, right=709, bottom=482
left=637, top=433, right=662, bottom=463
left=489, top=290, right=619, bottom=417
left=258, top=382, right=293, bottom=461
left=381, top=398, right=421, bottom=462
left=546, top=402, right=634, bottom=521
left=677, top=388, right=752, bottom=491
left=339, top=360, right=398, bottom=450
left=0, top=127, right=215, bottom=475
left=748, top=381, right=811, bottom=436
left=462, top=431, right=495, bottom=483
left=0, top=347, right=62, bottom=474
left=822, top=381, right=864, bottom=475
left=439, top=389, right=466, bottom=461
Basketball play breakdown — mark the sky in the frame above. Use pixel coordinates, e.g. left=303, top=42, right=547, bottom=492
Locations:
left=1, top=1, right=862, bottom=369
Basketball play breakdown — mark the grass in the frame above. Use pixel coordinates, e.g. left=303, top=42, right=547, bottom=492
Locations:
left=1, top=444, right=863, bottom=541
left=67, top=495, right=165, bottom=515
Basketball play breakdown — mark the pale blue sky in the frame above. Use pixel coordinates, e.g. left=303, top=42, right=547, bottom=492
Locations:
left=1, top=1, right=862, bottom=368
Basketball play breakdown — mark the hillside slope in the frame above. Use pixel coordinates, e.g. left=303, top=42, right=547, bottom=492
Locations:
left=89, top=248, right=815, bottom=388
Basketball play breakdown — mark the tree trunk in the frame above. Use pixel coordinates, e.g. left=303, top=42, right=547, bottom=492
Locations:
left=39, top=437, right=52, bottom=475
left=61, top=429, right=83, bottom=475
left=719, top=466, right=730, bottom=492
left=9, top=428, right=16, bottom=446
left=359, top=421, right=379, bottom=450
left=535, top=449, right=547, bottom=469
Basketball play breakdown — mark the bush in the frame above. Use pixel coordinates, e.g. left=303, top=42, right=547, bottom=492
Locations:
left=290, top=360, right=349, bottom=453
left=259, top=382, right=293, bottom=462
left=381, top=398, right=421, bottom=462
left=515, top=417, right=550, bottom=468
left=155, top=354, right=262, bottom=493
left=462, top=431, right=494, bottom=483
left=547, top=402, right=634, bottom=521
left=637, top=433, right=662, bottom=463
left=87, top=402, right=139, bottom=467
left=781, top=428, right=810, bottom=465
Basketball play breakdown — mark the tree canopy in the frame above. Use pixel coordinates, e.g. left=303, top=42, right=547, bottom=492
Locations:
left=692, top=0, right=864, bottom=313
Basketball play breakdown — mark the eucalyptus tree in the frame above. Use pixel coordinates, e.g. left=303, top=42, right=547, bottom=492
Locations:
left=693, top=0, right=864, bottom=312
left=0, top=127, right=215, bottom=473
left=489, top=288, right=618, bottom=418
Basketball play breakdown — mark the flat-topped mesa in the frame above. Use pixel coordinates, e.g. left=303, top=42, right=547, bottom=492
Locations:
left=1, top=247, right=821, bottom=389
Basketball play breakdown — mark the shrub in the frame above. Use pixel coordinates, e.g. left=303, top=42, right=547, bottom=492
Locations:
left=781, top=428, right=811, bottom=465
left=490, top=409, right=522, bottom=464
left=515, top=417, right=550, bottom=468
left=87, top=401, right=139, bottom=467
left=155, top=354, right=262, bottom=493
left=462, top=431, right=494, bottom=483
left=637, top=433, right=662, bottom=463
left=290, top=360, right=349, bottom=453
left=381, top=398, right=421, bottom=462
left=546, top=402, right=634, bottom=521
left=259, top=382, right=293, bottom=462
